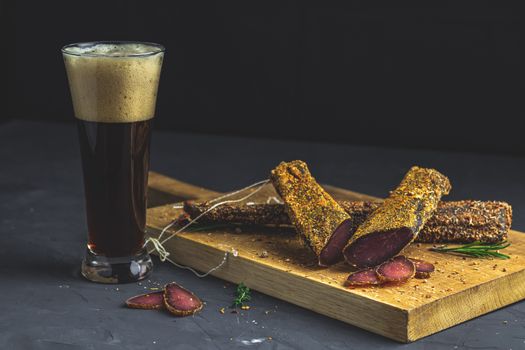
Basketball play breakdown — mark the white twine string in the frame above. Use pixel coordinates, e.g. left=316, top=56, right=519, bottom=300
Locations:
left=146, top=179, right=270, bottom=278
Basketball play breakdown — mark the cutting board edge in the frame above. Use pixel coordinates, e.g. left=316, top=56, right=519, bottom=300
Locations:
left=406, top=259, right=525, bottom=341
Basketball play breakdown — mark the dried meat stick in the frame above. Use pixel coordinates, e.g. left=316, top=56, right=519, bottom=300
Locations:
left=270, top=160, right=355, bottom=266
left=183, top=201, right=289, bottom=226
left=416, top=200, right=512, bottom=244
left=183, top=200, right=511, bottom=244
left=343, top=166, right=451, bottom=268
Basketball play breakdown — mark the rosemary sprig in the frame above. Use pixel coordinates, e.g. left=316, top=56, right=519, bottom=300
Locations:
left=430, top=240, right=511, bottom=259
left=232, top=282, right=251, bottom=308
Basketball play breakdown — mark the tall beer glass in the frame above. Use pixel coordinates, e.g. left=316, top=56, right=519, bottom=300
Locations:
left=62, top=42, right=164, bottom=283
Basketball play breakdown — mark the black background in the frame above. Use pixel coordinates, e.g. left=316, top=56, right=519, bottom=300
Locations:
left=3, top=0, right=523, bottom=154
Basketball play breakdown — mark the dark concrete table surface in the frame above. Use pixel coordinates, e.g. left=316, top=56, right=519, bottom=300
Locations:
left=1, top=120, right=524, bottom=350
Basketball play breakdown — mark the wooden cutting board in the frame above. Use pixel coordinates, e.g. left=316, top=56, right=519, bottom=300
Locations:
left=146, top=171, right=525, bottom=343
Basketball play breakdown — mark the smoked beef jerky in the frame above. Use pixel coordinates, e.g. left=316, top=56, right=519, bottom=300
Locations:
left=183, top=201, right=289, bottom=226
left=343, top=166, right=451, bottom=268
left=416, top=200, right=512, bottom=244
left=183, top=200, right=511, bottom=244
left=269, top=160, right=354, bottom=266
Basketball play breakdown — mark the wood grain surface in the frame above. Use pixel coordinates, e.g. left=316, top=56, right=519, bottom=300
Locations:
left=146, top=172, right=525, bottom=342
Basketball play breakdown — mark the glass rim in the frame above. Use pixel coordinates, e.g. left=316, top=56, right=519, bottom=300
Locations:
left=61, top=41, right=165, bottom=58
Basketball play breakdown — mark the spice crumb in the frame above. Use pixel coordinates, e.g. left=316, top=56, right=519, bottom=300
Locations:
left=219, top=307, right=225, bottom=314
left=241, top=305, right=250, bottom=310
left=259, top=250, right=269, bottom=258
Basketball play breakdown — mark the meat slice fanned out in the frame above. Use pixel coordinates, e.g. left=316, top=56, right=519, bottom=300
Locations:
left=375, top=256, right=416, bottom=283
left=410, top=258, right=435, bottom=279
left=345, top=268, right=382, bottom=287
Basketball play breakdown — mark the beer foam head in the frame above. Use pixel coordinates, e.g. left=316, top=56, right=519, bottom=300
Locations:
left=62, top=42, right=164, bottom=123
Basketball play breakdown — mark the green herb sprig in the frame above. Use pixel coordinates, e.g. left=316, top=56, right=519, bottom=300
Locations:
left=232, top=282, right=251, bottom=308
left=430, top=240, right=511, bottom=259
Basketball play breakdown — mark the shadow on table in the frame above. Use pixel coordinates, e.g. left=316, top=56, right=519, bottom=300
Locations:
left=0, top=239, right=82, bottom=282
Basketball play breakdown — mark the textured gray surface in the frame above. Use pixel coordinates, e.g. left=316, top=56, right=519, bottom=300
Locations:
left=1, top=120, right=524, bottom=350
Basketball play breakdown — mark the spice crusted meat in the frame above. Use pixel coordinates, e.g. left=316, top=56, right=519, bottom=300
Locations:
left=343, top=166, right=451, bottom=268
left=270, top=160, right=354, bottom=266
left=183, top=200, right=511, bottom=244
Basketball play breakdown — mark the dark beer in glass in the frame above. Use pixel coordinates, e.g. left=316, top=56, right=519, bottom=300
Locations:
left=62, top=42, right=164, bottom=283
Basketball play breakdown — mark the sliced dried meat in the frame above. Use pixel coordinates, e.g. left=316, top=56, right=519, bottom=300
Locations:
left=375, top=256, right=415, bottom=283
left=343, top=166, right=451, bottom=267
left=125, top=291, right=164, bottom=310
left=163, top=282, right=203, bottom=317
left=318, top=219, right=356, bottom=266
left=345, top=268, right=382, bottom=287
left=410, top=258, right=435, bottom=279
left=270, top=160, right=353, bottom=266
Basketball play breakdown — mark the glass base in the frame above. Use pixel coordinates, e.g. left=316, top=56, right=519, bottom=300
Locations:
left=81, top=248, right=153, bottom=284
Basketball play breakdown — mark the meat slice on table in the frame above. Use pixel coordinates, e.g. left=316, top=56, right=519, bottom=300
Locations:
left=164, top=282, right=203, bottom=317
left=125, top=291, right=165, bottom=310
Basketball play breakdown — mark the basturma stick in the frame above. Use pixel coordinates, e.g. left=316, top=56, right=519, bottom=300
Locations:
left=269, top=160, right=356, bottom=266
left=182, top=200, right=512, bottom=244
left=343, top=166, right=451, bottom=268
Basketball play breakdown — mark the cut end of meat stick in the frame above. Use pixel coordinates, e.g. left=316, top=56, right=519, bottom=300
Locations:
left=270, top=160, right=352, bottom=266
left=319, top=219, right=356, bottom=266
left=343, top=166, right=451, bottom=268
